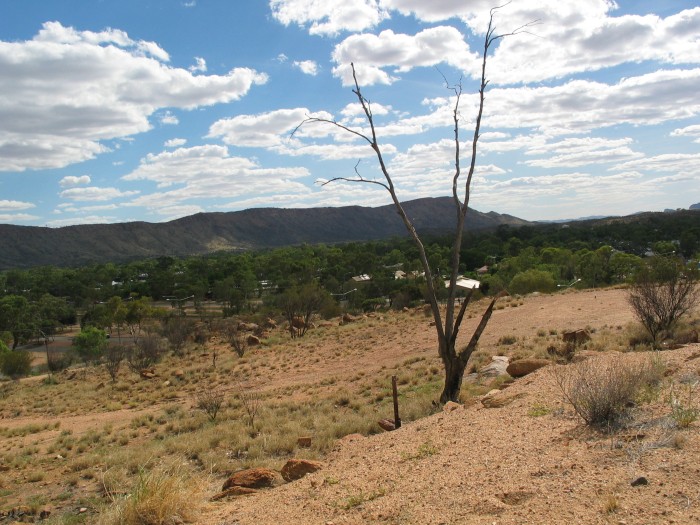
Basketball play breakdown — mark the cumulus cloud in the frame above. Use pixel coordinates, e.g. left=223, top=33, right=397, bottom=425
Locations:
left=331, top=26, right=476, bottom=85
left=0, top=21, right=267, bottom=172
left=293, top=60, right=318, bottom=75
left=0, top=200, right=35, bottom=211
left=0, top=213, right=40, bottom=223
left=189, top=56, right=207, bottom=73
left=208, top=107, right=334, bottom=148
left=270, top=0, right=388, bottom=35
left=671, top=124, right=700, bottom=144
left=120, top=145, right=311, bottom=215
left=159, top=112, right=180, bottom=125
left=59, top=186, right=140, bottom=201
left=164, top=138, right=187, bottom=148
left=59, top=175, right=91, bottom=187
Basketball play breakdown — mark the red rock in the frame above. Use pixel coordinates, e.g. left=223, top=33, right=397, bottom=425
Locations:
left=281, top=459, right=323, bottom=482
left=297, top=436, right=312, bottom=448
left=222, top=468, right=278, bottom=490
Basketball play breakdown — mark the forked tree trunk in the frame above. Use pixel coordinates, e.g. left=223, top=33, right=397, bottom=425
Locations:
left=440, top=344, right=467, bottom=403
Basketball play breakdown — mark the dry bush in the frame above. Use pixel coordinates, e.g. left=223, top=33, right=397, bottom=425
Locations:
left=127, top=333, right=165, bottom=372
left=195, top=389, right=225, bottom=422
left=553, top=354, right=664, bottom=429
left=97, top=465, right=201, bottom=525
left=104, top=345, right=126, bottom=383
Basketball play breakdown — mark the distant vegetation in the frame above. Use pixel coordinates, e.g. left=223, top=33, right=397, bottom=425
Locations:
left=1, top=210, right=698, bottom=354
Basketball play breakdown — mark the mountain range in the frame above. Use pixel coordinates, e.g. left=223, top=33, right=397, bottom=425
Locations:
left=0, top=197, right=528, bottom=270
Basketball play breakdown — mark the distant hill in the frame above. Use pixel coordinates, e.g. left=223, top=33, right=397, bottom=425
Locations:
left=691, top=203, right=700, bottom=210
left=0, top=197, right=529, bottom=270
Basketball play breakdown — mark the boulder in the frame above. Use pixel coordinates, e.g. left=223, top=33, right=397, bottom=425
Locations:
left=222, top=468, right=278, bottom=490
left=174, top=369, right=185, bottom=379
left=479, top=355, right=510, bottom=377
left=247, top=334, right=261, bottom=346
left=140, top=369, right=156, bottom=379
left=378, top=418, right=396, bottom=431
left=281, top=459, right=323, bottom=482
left=506, top=359, right=550, bottom=378
left=443, top=401, right=462, bottom=412
left=342, top=313, right=360, bottom=323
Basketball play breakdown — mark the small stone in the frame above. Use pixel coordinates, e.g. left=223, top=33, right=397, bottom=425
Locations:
left=297, top=436, right=312, bottom=447
left=281, top=459, right=323, bottom=482
left=79, top=507, right=88, bottom=513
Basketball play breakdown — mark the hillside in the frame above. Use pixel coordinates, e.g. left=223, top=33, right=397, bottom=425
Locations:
left=0, top=197, right=528, bottom=270
left=2, top=288, right=699, bottom=524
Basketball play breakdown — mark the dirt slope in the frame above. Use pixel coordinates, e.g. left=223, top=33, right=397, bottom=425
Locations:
left=206, top=345, right=700, bottom=525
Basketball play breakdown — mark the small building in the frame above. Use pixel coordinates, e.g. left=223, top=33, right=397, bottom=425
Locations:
left=445, top=276, right=481, bottom=290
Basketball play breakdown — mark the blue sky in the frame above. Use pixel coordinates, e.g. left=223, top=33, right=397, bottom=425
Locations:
left=1, top=0, right=699, bottom=227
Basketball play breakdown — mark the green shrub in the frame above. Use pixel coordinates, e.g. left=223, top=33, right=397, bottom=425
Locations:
left=0, top=350, right=33, bottom=378
left=508, top=269, right=556, bottom=295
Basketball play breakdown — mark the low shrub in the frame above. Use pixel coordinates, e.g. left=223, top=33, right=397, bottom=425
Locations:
left=553, top=353, right=664, bottom=428
left=0, top=350, right=32, bottom=378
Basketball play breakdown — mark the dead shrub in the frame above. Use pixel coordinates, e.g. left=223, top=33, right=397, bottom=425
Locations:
left=195, top=389, right=225, bottom=422
left=127, top=334, right=165, bottom=373
left=553, top=354, right=664, bottom=429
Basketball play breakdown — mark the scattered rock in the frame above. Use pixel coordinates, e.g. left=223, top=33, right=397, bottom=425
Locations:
left=238, top=322, right=259, bottom=332
left=140, top=368, right=156, bottom=379
left=631, top=476, right=648, bottom=487
left=163, top=380, right=171, bottom=387
left=174, top=369, right=185, bottom=379
left=443, top=401, right=462, bottom=412
left=281, top=459, right=323, bottom=482
left=247, top=334, right=261, bottom=346
left=297, top=436, right=312, bottom=448
left=378, top=418, right=397, bottom=431
left=222, top=468, right=278, bottom=490
left=211, top=486, right=258, bottom=500
left=506, top=358, right=550, bottom=378
left=479, top=355, right=510, bottom=377
left=342, top=313, right=360, bottom=323
left=481, top=390, right=526, bottom=408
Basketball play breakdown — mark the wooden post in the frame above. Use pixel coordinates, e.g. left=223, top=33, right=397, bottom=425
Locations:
left=392, top=375, right=401, bottom=429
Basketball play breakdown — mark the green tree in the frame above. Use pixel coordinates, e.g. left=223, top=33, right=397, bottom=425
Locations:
left=508, top=269, right=557, bottom=295
left=0, top=295, right=35, bottom=349
left=628, top=256, right=700, bottom=345
left=73, top=326, right=108, bottom=366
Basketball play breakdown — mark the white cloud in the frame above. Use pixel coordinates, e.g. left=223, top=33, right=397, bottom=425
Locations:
left=611, top=153, right=700, bottom=175
left=331, top=26, right=476, bottom=85
left=523, top=137, right=643, bottom=169
left=59, top=186, right=140, bottom=201
left=45, top=215, right=118, bottom=227
left=208, top=107, right=334, bottom=148
left=159, top=111, right=180, bottom=125
left=0, top=213, right=40, bottom=223
left=59, top=175, right=91, bottom=187
left=164, top=138, right=187, bottom=148
left=671, top=124, right=700, bottom=144
left=0, top=22, right=267, bottom=172
left=0, top=199, right=35, bottom=211
left=270, top=0, right=388, bottom=35
left=276, top=53, right=288, bottom=63
left=120, top=145, right=311, bottom=214
left=293, top=60, right=318, bottom=75
left=189, top=56, right=207, bottom=73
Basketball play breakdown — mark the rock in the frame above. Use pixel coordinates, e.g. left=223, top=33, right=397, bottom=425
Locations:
left=506, top=358, right=550, bottom=378
left=163, top=380, right=171, bottom=387
left=140, top=369, right=156, bottom=379
left=247, top=334, right=261, bottom=346
left=238, top=322, right=259, bottom=332
left=174, top=369, right=185, bottom=379
left=281, top=459, right=323, bottom=482
left=479, top=355, right=510, bottom=377
left=562, top=329, right=591, bottom=345
left=443, top=401, right=462, bottom=412
left=222, top=468, right=278, bottom=490
left=378, top=418, right=396, bottom=431
left=211, top=486, right=258, bottom=500
left=342, top=313, right=360, bottom=323
left=481, top=390, right=526, bottom=408
left=631, top=476, right=648, bottom=487
left=297, top=436, right=312, bottom=448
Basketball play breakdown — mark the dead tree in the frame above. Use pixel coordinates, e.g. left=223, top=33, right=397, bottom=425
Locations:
left=296, top=7, right=534, bottom=403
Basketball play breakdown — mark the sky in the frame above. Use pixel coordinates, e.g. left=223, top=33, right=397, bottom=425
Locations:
left=0, top=0, right=699, bottom=227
